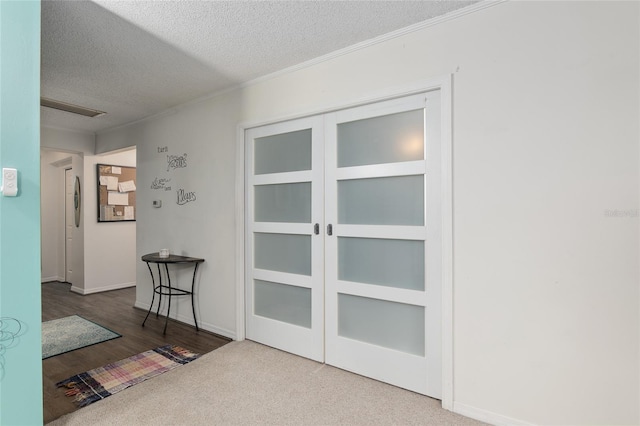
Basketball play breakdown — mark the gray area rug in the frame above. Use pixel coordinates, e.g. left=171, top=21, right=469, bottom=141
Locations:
left=48, top=340, right=485, bottom=425
left=42, top=315, right=121, bottom=359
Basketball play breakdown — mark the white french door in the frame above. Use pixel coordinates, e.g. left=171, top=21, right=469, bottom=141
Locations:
left=324, top=92, right=441, bottom=397
left=245, top=116, right=325, bottom=361
left=246, top=91, right=442, bottom=397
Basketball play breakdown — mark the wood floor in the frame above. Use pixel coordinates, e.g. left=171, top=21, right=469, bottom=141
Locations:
left=42, top=281, right=231, bottom=424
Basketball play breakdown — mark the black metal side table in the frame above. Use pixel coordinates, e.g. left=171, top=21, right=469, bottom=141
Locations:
left=141, top=253, right=204, bottom=334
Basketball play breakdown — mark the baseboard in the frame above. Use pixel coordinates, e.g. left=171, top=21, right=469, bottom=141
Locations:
left=70, top=285, right=84, bottom=295
left=71, top=281, right=136, bottom=295
left=134, top=300, right=236, bottom=340
left=41, top=276, right=64, bottom=283
left=453, top=402, right=536, bottom=426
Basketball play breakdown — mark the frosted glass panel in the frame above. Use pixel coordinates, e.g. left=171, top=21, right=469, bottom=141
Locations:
left=254, top=233, right=311, bottom=276
left=254, top=280, right=311, bottom=328
left=254, top=183, right=311, bottom=223
left=338, top=294, right=425, bottom=356
left=254, top=129, right=312, bottom=174
left=338, top=109, right=424, bottom=167
left=338, top=175, right=424, bottom=225
left=339, top=238, right=424, bottom=291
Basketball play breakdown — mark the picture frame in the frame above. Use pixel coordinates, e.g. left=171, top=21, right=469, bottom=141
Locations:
left=97, top=164, right=136, bottom=222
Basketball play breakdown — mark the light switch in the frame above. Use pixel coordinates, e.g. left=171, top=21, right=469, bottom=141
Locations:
left=1, top=168, right=18, bottom=197
left=152, top=200, right=162, bottom=208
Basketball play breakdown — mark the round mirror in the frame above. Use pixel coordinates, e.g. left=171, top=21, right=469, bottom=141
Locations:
left=74, top=176, right=81, bottom=227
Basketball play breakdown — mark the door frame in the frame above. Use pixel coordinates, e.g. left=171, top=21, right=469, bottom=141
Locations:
left=235, top=74, right=454, bottom=409
left=64, top=167, right=73, bottom=283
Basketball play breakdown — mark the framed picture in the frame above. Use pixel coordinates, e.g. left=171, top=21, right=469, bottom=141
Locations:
left=97, top=164, right=136, bottom=222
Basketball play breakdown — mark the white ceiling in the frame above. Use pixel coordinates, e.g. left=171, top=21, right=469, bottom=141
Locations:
left=41, top=0, right=479, bottom=134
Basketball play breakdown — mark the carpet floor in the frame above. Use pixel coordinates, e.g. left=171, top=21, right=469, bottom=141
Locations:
left=48, top=340, right=485, bottom=425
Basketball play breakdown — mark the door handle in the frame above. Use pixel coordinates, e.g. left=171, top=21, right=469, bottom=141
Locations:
left=314, top=223, right=320, bottom=235
left=327, top=224, right=333, bottom=236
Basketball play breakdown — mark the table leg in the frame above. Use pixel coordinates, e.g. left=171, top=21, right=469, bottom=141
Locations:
left=142, top=262, right=156, bottom=327
left=163, top=263, right=171, bottom=335
left=155, top=263, right=163, bottom=318
left=191, top=262, right=200, bottom=332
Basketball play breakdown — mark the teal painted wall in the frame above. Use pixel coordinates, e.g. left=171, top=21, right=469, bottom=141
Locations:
left=0, top=1, right=42, bottom=425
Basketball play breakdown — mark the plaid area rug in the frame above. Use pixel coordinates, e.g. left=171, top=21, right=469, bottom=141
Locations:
left=57, top=345, right=199, bottom=407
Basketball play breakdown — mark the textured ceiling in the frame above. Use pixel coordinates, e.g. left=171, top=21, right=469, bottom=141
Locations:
left=41, top=0, right=480, bottom=134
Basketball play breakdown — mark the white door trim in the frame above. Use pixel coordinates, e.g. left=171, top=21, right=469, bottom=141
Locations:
left=235, top=74, right=454, bottom=408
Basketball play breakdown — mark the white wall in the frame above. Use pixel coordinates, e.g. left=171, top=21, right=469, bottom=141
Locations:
left=41, top=126, right=95, bottom=153
left=96, top=2, right=639, bottom=425
left=78, top=149, right=137, bottom=294
left=132, top=92, right=240, bottom=337
left=70, top=153, right=85, bottom=290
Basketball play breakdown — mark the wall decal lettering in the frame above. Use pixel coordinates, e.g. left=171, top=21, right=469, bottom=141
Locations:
left=150, top=177, right=172, bottom=191
left=167, top=153, right=187, bottom=172
left=177, top=188, right=196, bottom=205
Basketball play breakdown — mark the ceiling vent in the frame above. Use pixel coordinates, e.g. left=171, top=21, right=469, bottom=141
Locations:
left=41, top=97, right=106, bottom=118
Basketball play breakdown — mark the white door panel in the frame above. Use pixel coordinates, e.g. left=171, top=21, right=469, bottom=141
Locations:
left=330, top=334, right=428, bottom=392
left=325, top=91, right=441, bottom=397
left=245, top=116, right=325, bottom=362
